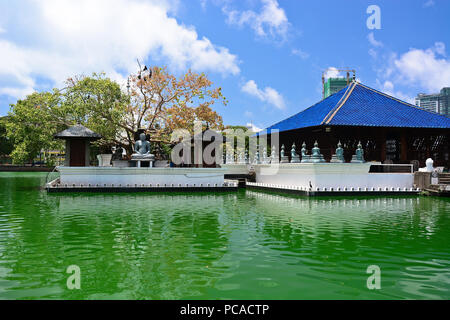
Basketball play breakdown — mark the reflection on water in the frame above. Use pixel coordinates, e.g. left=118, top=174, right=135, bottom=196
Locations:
left=0, top=173, right=449, bottom=299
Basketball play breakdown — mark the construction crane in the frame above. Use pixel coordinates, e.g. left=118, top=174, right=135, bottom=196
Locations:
left=322, top=69, right=356, bottom=98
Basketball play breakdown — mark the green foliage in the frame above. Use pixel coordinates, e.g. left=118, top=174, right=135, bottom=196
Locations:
left=6, top=92, right=64, bottom=164
left=45, top=154, right=58, bottom=167
left=0, top=117, right=13, bottom=158
left=6, top=73, right=129, bottom=164
left=5, top=70, right=226, bottom=163
left=62, top=73, right=129, bottom=148
left=223, top=125, right=248, bottom=132
left=159, top=142, right=172, bottom=159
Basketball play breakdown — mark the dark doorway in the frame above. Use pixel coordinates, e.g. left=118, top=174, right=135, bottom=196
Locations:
left=69, top=139, right=86, bottom=167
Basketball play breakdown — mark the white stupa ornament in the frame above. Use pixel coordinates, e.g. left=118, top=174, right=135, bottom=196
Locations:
left=425, top=158, right=434, bottom=172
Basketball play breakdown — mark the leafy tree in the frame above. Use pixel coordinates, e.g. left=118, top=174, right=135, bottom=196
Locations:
left=6, top=67, right=227, bottom=160
left=6, top=91, right=64, bottom=164
left=0, top=116, right=14, bottom=161
left=64, top=67, right=226, bottom=156
left=128, top=67, right=225, bottom=133
left=62, top=73, right=130, bottom=150
left=223, top=125, right=249, bottom=132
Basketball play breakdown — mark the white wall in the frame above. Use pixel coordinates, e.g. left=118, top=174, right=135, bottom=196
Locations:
left=58, top=167, right=225, bottom=186
left=255, top=163, right=414, bottom=190
left=221, top=164, right=249, bottom=175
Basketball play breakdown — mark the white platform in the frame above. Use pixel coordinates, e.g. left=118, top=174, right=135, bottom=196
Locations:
left=254, top=162, right=414, bottom=190
left=221, top=163, right=250, bottom=175
left=57, top=166, right=226, bottom=186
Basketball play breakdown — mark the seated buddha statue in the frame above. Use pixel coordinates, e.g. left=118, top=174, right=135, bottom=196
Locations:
left=132, top=133, right=154, bottom=159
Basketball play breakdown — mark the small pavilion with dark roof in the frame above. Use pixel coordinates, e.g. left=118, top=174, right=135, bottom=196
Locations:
left=54, top=124, right=101, bottom=167
left=260, top=82, right=450, bottom=167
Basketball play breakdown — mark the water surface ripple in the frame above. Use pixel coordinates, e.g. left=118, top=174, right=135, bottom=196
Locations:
left=0, top=173, right=449, bottom=299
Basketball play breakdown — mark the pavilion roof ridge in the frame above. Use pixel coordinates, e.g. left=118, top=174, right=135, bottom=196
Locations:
left=321, top=81, right=357, bottom=125
left=259, top=81, right=450, bottom=134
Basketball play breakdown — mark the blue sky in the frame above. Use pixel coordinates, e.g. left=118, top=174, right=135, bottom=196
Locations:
left=0, top=0, right=449, bottom=131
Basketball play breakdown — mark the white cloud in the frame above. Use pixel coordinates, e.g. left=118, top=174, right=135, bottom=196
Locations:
left=0, top=86, right=35, bottom=99
left=368, top=48, right=377, bottom=59
left=0, top=26, right=5, bottom=34
left=291, top=48, right=309, bottom=60
left=434, top=42, right=446, bottom=56
left=379, top=80, right=415, bottom=104
left=0, top=0, right=240, bottom=99
left=383, top=80, right=394, bottom=92
left=393, top=42, right=450, bottom=92
left=367, top=32, right=383, bottom=47
left=370, top=41, right=448, bottom=102
left=223, top=0, right=289, bottom=40
left=423, top=0, right=435, bottom=7
left=244, top=110, right=253, bottom=118
left=242, top=80, right=285, bottom=109
left=323, top=67, right=341, bottom=80
left=246, top=122, right=262, bottom=132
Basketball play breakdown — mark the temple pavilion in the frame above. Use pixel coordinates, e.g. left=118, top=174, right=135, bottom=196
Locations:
left=260, top=81, right=450, bottom=168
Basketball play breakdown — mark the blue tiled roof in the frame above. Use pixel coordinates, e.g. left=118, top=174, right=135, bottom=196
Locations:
left=262, top=82, right=450, bottom=134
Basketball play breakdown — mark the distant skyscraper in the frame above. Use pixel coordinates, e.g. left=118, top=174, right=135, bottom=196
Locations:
left=323, top=78, right=350, bottom=99
left=415, top=87, right=450, bottom=117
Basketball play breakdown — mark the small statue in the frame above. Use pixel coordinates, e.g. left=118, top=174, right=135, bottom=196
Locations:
left=280, top=144, right=289, bottom=163
left=245, top=150, right=249, bottom=164
left=356, top=142, right=364, bottom=161
left=301, top=142, right=311, bottom=163
left=290, top=143, right=300, bottom=163
left=132, top=133, right=154, bottom=159
left=351, top=141, right=365, bottom=163
left=238, top=151, right=245, bottom=164
left=262, top=147, right=268, bottom=164
left=270, top=145, right=279, bottom=163
left=331, top=141, right=345, bottom=163
left=310, top=141, right=325, bottom=163
left=254, top=146, right=261, bottom=164
left=226, top=151, right=234, bottom=164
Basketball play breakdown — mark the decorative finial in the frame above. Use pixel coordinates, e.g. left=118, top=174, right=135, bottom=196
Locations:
left=290, top=142, right=300, bottom=163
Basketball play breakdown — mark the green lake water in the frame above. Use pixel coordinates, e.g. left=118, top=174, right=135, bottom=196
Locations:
left=0, top=172, right=449, bottom=299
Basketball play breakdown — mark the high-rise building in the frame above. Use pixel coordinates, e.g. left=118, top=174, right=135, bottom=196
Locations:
left=415, top=87, right=450, bottom=117
left=323, top=78, right=350, bottom=98
left=322, top=69, right=355, bottom=99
